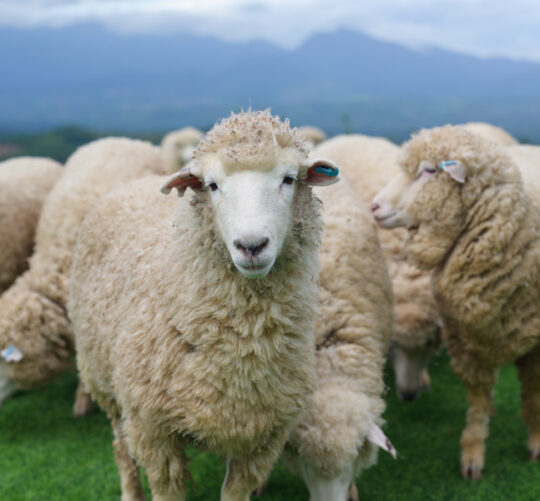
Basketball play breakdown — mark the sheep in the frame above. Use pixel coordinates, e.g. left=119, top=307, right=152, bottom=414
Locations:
left=462, top=121, right=518, bottom=146
left=313, top=134, right=442, bottom=401
left=504, top=144, right=540, bottom=194
left=0, top=157, right=62, bottom=294
left=0, top=138, right=166, bottom=415
left=160, top=126, right=204, bottom=172
left=296, top=126, right=327, bottom=151
left=68, top=110, right=342, bottom=501
left=371, top=125, right=540, bottom=479
left=281, top=171, right=395, bottom=501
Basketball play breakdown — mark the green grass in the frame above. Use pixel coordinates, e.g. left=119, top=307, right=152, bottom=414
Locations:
left=1, top=353, right=538, bottom=500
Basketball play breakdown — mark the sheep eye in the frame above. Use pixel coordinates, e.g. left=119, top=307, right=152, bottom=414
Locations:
left=208, top=182, right=218, bottom=192
left=424, top=166, right=436, bottom=174
left=282, top=176, right=295, bottom=185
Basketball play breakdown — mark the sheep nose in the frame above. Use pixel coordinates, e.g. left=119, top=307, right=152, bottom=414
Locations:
left=234, top=237, right=269, bottom=258
left=398, top=389, right=419, bottom=402
left=370, top=202, right=380, bottom=214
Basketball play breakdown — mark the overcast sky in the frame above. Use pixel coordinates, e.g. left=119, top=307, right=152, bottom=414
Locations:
left=1, top=0, right=539, bottom=62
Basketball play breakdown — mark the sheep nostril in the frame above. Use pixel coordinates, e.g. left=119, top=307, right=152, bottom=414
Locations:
left=398, top=389, right=419, bottom=402
left=249, top=237, right=269, bottom=257
left=370, top=202, right=380, bottom=213
left=234, top=238, right=269, bottom=258
left=234, top=239, right=246, bottom=252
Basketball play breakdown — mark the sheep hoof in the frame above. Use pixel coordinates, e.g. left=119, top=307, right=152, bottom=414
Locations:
left=528, top=434, right=540, bottom=461
left=348, top=482, right=359, bottom=501
left=461, top=442, right=485, bottom=480
left=461, top=461, right=483, bottom=480
left=252, top=482, right=267, bottom=497
left=73, top=390, right=95, bottom=417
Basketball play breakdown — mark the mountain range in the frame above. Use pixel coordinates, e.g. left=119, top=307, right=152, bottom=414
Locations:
left=1, top=24, right=539, bottom=141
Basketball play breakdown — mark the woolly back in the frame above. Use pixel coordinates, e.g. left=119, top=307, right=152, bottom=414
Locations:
left=29, top=138, right=166, bottom=300
left=0, top=157, right=62, bottom=292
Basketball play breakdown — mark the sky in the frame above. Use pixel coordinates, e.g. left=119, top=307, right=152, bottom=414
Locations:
left=1, top=0, right=540, bottom=62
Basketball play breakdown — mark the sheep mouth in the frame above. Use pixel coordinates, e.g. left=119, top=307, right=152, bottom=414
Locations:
left=242, top=263, right=268, bottom=271
left=374, top=213, right=394, bottom=223
left=374, top=212, right=400, bottom=228
left=235, top=260, right=274, bottom=279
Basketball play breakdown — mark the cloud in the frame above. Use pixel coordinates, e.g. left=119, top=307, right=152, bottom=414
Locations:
left=1, top=0, right=540, bottom=61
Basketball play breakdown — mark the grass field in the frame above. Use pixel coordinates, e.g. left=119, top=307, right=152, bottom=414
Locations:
left=1, top=352, right=539, bottom=500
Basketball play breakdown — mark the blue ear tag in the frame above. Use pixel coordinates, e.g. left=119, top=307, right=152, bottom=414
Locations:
left=439, top=160, right=457, bottom=171
left=1, top=344, right=23, bottom=362
left=314, top=165, right=339, bottom=177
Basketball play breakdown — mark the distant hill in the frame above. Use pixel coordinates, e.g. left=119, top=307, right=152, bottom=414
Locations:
left=1, top=24, right=540, bottom=141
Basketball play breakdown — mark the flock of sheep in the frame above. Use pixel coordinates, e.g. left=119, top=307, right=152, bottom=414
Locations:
left=0, top=110, right=538, bottom=500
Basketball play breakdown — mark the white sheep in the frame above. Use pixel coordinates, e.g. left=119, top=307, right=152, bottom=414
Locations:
left=504, top=144, right=540, bottom=194
left=314, top=134, right=442, bottom=401
left=0, top=138, right=166, bottom=414
left=160, top=126, right=204, bottom=173
left=372, top=125, right=540, bottom=479
left=68, top=110, right=341, bottom=500
left=461, top=121, right=518, bottom=146
left=297, top=125, right=327, bottom=151
left=281, top=171, right=395, bottom=501
left=0, top=157, right=62, bottom=294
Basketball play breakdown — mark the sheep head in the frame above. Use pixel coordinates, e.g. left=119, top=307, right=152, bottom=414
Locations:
left=161, top=110, right=340, bottom=279
left=371, top=125, right=520, bottom=270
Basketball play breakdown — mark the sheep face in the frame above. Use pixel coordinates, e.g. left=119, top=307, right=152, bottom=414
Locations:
left=203, top=152, right=305, bottom=278
left=161, top=150, right=339, bottom=279
left=0, top=285, right=73, bottom=390
left=296, top=459, right=356, bottom=501
left=392, top=326, right=440, bottom=401
left=371, top=125, right=523, bottom=270
left=371, top=158, right=467, bottom=270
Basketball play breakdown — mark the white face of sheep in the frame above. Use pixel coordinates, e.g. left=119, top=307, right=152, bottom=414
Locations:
left=370, top=160, right=466, bottom=230
left=392, top=341, right=438, bottom=402
left=161, top=154, right=340, bottom=278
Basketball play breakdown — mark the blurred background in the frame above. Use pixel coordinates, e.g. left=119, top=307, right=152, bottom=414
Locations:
left=1, top=0, right=540, bottom=162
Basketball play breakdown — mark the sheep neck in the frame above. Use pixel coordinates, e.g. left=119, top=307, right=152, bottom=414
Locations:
left=432, top=179, right=540, bottom=340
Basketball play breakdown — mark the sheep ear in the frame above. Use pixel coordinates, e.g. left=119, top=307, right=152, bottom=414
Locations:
left=366, top=423, right=397, bottom=458
left=304, top=158, right=340, bottom=186
left=160, top=167, right=203, bottom=197
left=439, top=160, right=466, bottom=184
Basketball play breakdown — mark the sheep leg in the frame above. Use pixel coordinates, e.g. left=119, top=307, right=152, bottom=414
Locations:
left=132, top=430, right=187, bottom=501
left=348, top=482, right=359, bottom=501
left=221, top=457, right=261, bottom=501
left=72, top=380, right=95, bottom=417
left=221, top=425, right=290, bottom=501
left=515, top=345, right=540, bottom=461
left=460, top=379, right=495, bottom=480
left=420, top=369, right=431, bottom=391
left=0, top=363, right=18, bottom=408
left=112, top=420, right=146, bottom=501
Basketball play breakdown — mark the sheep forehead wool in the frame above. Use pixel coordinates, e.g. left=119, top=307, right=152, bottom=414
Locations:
left=401, top=125, right=519, bottom=184
left=194, top=110, right=308, bottom=173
